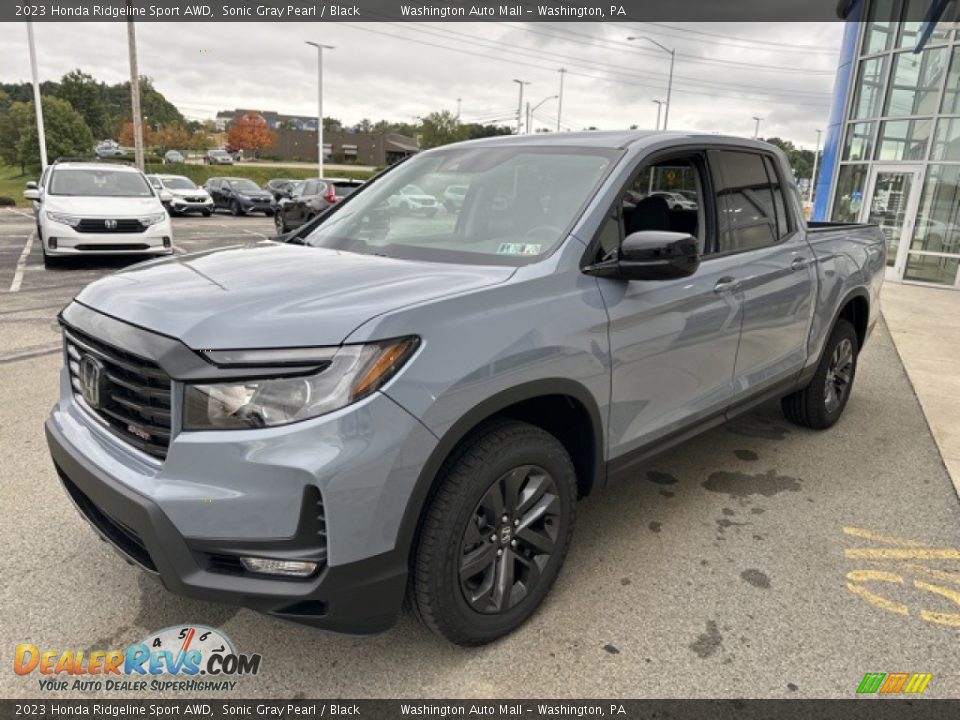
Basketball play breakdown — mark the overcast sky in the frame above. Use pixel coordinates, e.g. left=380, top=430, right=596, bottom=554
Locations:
left=0, top=22, right=844, bottom=148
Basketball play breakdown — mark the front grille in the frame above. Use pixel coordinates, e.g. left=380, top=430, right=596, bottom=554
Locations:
left=75, top=244, right=150, bottom=251
left=76, top=219, right=146, bottom=234
left=59, top=470, right=157, bottom=572
left=184, top=197, right=206, bottom=203
left=64, top=325, right=172, bottom=460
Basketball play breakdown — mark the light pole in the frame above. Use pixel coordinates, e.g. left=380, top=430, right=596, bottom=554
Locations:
left=651, top=100, right=664, bottom=131
left=752, top=116, right=763, bottom=140
left=456, top=97, right=461, bottom=120
left=512, top=79, right=530, bottom=135
left=306, top=41, right=334, bottom=179
left=25, top=22, right=47, bottom=170
left=557, top=68, right=566, bottom=132
left=126, top=5, right=144, bottom=170
left=528, top=95, right=558, bottom=133
left=627, top=36, right=675, bottom=130
left=810, top=128, right=823, bottom=203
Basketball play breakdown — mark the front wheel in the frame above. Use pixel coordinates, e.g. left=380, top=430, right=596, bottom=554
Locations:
left=411, top=420, right=577, bottom=646
left=274, top=212, right=286, bottom=235
left=230, top=200, right=244, bottom=216
left=782, top=318, right=859, bottom=430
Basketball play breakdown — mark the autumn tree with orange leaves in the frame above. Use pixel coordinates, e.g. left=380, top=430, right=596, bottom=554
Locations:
left=118, top=121, right=151, bottom=147
left=226, top=112, right=276, bottom=158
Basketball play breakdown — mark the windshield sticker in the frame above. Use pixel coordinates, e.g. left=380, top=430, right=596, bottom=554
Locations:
left=497, top=243, right=542, bottom=256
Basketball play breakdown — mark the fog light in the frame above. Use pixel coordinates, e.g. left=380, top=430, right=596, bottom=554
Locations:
left=48, top=237, right=58, bottom=249
left=240, top=557, right=318, bottom=577
left=162, top=236, right=171, bottom=248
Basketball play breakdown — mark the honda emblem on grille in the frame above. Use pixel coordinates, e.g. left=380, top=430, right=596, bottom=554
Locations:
left=105, top=219, right=117, bottom=229
left=78, top=354, right=105, bottom=409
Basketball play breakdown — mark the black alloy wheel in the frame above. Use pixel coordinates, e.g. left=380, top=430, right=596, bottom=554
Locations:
left=459, top=464, right=561, bottom=614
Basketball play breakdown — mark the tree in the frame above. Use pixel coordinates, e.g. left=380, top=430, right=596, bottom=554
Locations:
left=226, top=112, right=276, bottom=157
left=419, top=110, right=468, bottom=149
left=55, top=69, right=110, bottom=139
left=0, top=101, right=32, bottom=169
left=354, top=118, right=373, bottom=133
left=152, top=124, right=191, bottom=152
left=15, top=97, right=94, bottom=169
left=322, top=116, right=341, bottom=132
left=118, top=121, right=152, bottom=147
left=762, top=136, right=815, bottom=180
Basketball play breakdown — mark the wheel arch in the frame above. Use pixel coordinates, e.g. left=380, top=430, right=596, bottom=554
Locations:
left=395, top=378, right=605, bottom=563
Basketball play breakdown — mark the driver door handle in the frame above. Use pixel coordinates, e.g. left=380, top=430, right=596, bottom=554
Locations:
left=714, top=277, right=741, bottom=294
left=791, top=257, right=809, bottom=271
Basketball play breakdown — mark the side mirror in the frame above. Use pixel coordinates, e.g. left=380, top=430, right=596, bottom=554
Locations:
left=585, top=231, right=700, bottom=281
left=23, top=188, right=41, bottom=201
left=26, top=181, right=38, bottom=190
left=159, top=191, right=172, bottom=202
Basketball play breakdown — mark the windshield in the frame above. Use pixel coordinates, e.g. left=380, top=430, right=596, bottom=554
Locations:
left=49, top=168, right=154, bottom=197
left=227, top=178, right=261, bottom=192
left=164, top=177, right=198, bottom=190
left=303, top=146, right=616, bottom=265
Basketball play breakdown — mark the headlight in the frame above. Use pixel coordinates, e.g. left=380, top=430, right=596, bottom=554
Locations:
left=139, top=213, right=167, bottom=226
left=183, top=337, right=419, bottom=430
left=237, top=194, right=250, bottom=201
left=46, top=211, right=81, bottom=227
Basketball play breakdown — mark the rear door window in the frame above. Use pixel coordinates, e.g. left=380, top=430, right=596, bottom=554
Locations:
left=710, top=150, right=782, bottom=254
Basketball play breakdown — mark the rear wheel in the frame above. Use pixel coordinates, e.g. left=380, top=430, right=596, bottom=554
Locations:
left=782, top=318, right=859, bottom=429
left=412, top=419, right=577, bottom=645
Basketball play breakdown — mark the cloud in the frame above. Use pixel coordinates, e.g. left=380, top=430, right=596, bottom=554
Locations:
left=0, top=21, right=843, bottom=147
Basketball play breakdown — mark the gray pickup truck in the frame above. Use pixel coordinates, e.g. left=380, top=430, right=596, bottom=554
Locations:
left=46, top=132, right=885, bottom=645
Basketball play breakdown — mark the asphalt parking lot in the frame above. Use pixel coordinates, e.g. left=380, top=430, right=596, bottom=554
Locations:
left=1, top=205, right=959, bottom=699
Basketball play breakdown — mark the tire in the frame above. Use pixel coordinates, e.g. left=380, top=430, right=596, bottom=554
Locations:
left=42, top=249, right=64, bottom=268
left=230, top=201, right=244, bottom=216
left=202, top=209, right=212, bottom=217
left=411, top=419, right=577, bottom=646
left=782, top=318, right=859, bottom=430
left=274, top=213, right=286, bottom=235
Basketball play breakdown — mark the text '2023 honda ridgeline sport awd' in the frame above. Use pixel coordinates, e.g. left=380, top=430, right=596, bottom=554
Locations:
left=47, top=132, right=885, bottom=645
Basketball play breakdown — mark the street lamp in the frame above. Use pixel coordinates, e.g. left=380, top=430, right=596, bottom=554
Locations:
left=627, top=36, right=675, bottom=130
left=306, top=41, right=334, bottom=179
left=25, top=22, right=47, bottom=170
left=810, top=128, right=823, bottom=203
left=527, top=95, right=558, bottom=133
left=651, top=100, right=664, bottom=131
left=752, top=116, right=763, bottom=140
left=512, top=79, right=530, bottom=134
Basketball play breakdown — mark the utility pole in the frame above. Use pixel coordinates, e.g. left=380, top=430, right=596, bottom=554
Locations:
left=306, top=41, right=334, bottom=180
left=529, top=95, right=558, bottom=134
left=810, top=128, right=823, bottom=203
left=752, top=116, right=763, bottom=140
left=557, top=68, right=566, bottom=132
left=126, top=5, right=144, bottom=171
left=627, top=36, right=675, bottom=130
left=512, top=79, right=529, bottom=135
left=525, top=101, right=531, bottom=134
left=26, top=22, right=47, bottom=170
left=456, top=97, right=461, bottom=120
left=652, top=100, right=664, bottom=131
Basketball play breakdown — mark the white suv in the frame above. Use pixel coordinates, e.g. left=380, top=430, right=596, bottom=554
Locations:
left=25, top=161, right=173, bottom=267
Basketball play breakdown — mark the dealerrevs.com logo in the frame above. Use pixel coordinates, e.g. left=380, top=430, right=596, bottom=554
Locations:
left=14, top=625, right=262, bottom=693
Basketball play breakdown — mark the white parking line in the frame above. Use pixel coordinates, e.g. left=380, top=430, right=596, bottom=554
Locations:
left=5, top=208, right=34, bottom=219
left=8, top=232, right=35, bottom=293
left=242, top=229, right=269, bottom=240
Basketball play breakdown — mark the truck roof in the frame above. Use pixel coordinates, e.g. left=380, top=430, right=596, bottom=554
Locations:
left=450, top=130, right=778, bottom=153
left=51, top=161, right=142, bottom=172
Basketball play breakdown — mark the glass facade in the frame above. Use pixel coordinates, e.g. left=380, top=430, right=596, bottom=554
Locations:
left=828, top=5, right=960, bottom=287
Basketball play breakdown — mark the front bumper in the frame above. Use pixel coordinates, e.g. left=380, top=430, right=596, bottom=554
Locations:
left=168, top=197, right=213, bottom=213
left=47, top=420, right=407, bottom=633
left=42, top=220, right=172, bottom=256
left=239, top=199, right=275, bottom=213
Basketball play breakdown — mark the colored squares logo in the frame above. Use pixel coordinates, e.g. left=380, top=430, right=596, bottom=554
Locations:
left=856, top=672, right=932, bottom=694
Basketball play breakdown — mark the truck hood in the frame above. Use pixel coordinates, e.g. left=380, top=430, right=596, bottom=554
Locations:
left=75, top=243, right=516, bottom=349
left=44, top=196, right=164, bottom=216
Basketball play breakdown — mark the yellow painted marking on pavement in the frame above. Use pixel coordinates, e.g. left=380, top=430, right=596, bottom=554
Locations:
left=906, top=565, right=960, bottom=586
left=914, top=579, right=960, bottom=627
left=846, top=583, right=909, bottom=616
left=846, top=570, right=903, bottom=584
left=842, top=526, right=929, bottom=548
left=845, top=548, right=960, bottom=560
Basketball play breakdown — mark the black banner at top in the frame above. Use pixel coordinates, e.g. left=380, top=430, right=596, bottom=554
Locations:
left=4, top=0, right=871, bottom=23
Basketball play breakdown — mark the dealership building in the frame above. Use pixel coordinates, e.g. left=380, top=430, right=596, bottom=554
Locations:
left=814, top=0, right=960, bottom=288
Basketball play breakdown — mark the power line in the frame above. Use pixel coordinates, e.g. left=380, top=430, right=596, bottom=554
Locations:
left=627, top=22, right=841, bottom=52
left=338, top=24, right=831, bottom=108
left=508, top=23, right=837, bottom=75
left=400, top=22, right=832, bottom=98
